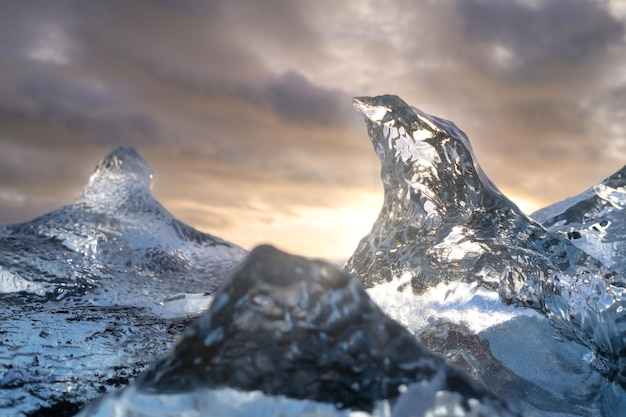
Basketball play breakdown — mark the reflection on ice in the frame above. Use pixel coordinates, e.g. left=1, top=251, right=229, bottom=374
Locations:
left=368, top=280, right=538, bottom=335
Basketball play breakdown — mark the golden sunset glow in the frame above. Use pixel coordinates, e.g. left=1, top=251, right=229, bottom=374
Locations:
left=1, top=1, right=625, bottom=258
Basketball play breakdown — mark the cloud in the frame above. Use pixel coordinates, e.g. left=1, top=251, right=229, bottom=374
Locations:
left=265, top=71, right=351, bottom=126
left=16, top=73, right=114, bottom=110
left=1, top=0, right=626, bottom=257
left=454, top=0, right=625, bottom=77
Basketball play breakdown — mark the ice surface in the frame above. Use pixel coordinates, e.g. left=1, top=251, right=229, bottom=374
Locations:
left=0, top=304, right=193, bottom=416
left=78, top=245, right=520, bottom=417
left=0, top=147, right=247, bottom=415
left=532, top=165, right=626, bottom=277
left=347, top=95, right=626, bottom=415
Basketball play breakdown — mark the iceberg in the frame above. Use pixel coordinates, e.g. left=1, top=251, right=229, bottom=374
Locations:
left=532, top=165, right=626, bottom=277
left=78, top=245, right=520, bottom=417
left=346, top=95, right=626, bottom=415
left=0, top=147, right=247, bottom=416
left=0, top=146, right=246, bottom=305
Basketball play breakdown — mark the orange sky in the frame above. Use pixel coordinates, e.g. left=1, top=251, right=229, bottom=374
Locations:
left=1, top=0, right=626, bottom=260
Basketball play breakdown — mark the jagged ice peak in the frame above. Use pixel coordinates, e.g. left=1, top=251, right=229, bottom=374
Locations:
left=0, top=145, right=246, bottom=303
left=346, top=95, right=626, bottom=404
left=82, top=146, right=154, bottom=204
left=352, top=95, right=507, bottom=217
left=0, top=145, right=247, bottom=415
left=346, top=94, right=621, bottom=291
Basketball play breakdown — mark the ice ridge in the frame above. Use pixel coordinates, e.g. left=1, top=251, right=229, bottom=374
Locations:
left=78, top=245, right=520, bottom=417
left=532, top=165, right=626, bottom=276
left=345, top=95, right=626, bottom=396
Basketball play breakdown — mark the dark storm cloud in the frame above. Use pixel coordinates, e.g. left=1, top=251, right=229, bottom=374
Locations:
left=0, top=0, right=347, bottom=140
left=1, top=0, right=626, bottom=255
left=16, top=73, right=115, bottom=110
left=388, top=0, right=625, bottom=92
left=0, top=72, right=159, bottom=146
left=266, top=71, right=351, bottom=126
left=452, top=0, right=626, bottom=181
left=66, top=0, right=331, bottom=102
left=0, top=0, right=351, bottom=175
left=0, top=96, right=160, bottom=148
left=454, top=0, right=625, bottom=79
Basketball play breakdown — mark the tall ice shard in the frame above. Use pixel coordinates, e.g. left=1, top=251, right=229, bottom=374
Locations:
left=0, top=147, right=247, bottom=416
left=346, top=95, right=626, bottom=415
left=78, top=245, right=520, bottom=417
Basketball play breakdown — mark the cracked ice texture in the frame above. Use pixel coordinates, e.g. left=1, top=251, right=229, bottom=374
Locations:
left=79, top=245, right=519, bottom=417
left=533, top=165, right=626, bottom=277
left=346, top=95, right=626, bottom=413
left=0, top=147, right=246, bottom=416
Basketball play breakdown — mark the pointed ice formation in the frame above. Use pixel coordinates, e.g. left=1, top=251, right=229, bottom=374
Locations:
left=533, top=165, right=626, bottom=277
left=346, top=95, right=626, bottom=415
left=78, top=245, right=519, bottom=417
left=0, top=147, right=247, bottom=416
left=0, top=146, right=247, bottom=304
left=84, top=146, right=155, bottom=202
left=347, top=95, right=621, bottom=295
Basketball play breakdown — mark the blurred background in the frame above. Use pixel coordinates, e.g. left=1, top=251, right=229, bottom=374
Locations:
left=0, top=0, right=625, bottom=260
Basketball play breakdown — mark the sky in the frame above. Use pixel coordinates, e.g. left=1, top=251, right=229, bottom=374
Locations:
left=1, top=0, right=626, bottom=260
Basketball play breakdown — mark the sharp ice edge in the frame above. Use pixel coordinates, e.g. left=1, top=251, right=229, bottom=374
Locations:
left=0, top=146, right=247, bottom=416
left=0, top=267, right=45, bottom=294
left=532, top=165, right=626, bottom=277
left=531, top=188, right=597, bottom=225
left=151, top=293, right=215, bottom=319
left=78, top=245, right=520, bottom=417
left=347, top=95, right=626, bottom=415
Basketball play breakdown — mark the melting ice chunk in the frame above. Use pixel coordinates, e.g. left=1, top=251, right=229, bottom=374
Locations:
left=78, top=245, right=519, bottom=417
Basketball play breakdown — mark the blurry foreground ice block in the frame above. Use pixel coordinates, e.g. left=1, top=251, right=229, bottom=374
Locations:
left=533, top=165, right=626, bottom=277
left=346, top=95, right=626, bottom=416
left=78, top=245, right=520, bottom=417
left=0, top=147, right=247, bottom=416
